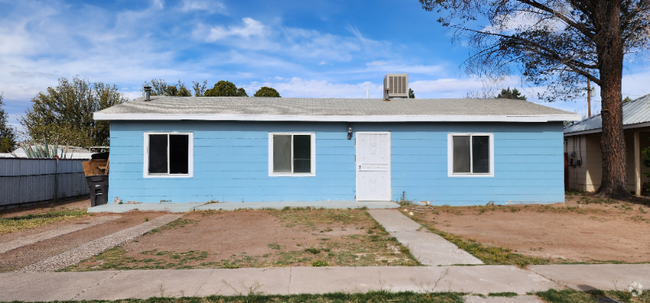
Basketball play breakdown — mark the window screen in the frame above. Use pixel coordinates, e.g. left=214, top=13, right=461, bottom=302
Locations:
left=472, top=136, right=490, bottom=173
left=293, top=135, right=311, bottom=173
left=273, top=135, right=292, bottom=173
left=169, top=135, right=189, bottom=174
left=452, top=136, right=470, bottom=173
left=272, top=134, right=312, bottom=174
left=148, top=135, right=168, bottom=174
left=148, top=133, right=190, bottom=175
left=451, top=134, right=491, bottom=175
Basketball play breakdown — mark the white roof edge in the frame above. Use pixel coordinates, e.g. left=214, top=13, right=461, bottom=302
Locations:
left=94, top=113, right=580, bottom=123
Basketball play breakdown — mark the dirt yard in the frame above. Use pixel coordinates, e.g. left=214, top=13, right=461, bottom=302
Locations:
left=65, top=208, right=418, bottom=271
left=410, top=193, right=650, bottom=264
left=0, top=198, right=168, bottom=272
left=4, top=193, right=649, bottom=271
left=0, top=197, right=90, bottom=218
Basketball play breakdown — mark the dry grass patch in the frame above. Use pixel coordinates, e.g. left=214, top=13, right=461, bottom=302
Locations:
left=406, top=193, right=650, bottom=265
left=64, top=208, right=419, bottom=271
left=0, top=208, right=89, bottom=235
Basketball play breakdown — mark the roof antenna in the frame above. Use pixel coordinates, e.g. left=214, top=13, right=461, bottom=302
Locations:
left=144, top=85, right=152, bottom=102
left=366, top=89, right=369, bottom=99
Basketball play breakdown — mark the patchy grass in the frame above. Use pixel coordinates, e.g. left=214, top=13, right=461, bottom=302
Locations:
left=271, top=207, right=368, bottom=228
left=65, top=208, right=420, bottom=271
left=311, top=260, right=330, bottom=267
left=0, top=209, right=88, bottom=235
left=536, top=289, right=650, bottom=303
left=422, top=203, right=617, bottom=217
left=265, top=208, right=420, bottom=267
left=0, top=291, right=467, bottom=303
left=61, top=247, right=212, bottom=271
left=148, top=218, right=198, bottom=235
left=66, top=238, right=418, bottom=270
left=407, top=195, right=650, bottom=265
left=410, top=214, right=548, bottom=267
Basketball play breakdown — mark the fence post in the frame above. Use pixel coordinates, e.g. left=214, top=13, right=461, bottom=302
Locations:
left=54, top=157, right=59, bottom=203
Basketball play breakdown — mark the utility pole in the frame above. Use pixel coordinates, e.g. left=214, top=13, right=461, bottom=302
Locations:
left=587, top=76, right=591, bottom=117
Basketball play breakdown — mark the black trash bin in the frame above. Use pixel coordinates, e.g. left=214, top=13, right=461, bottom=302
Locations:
left=86, top=174, right=109, bottom=207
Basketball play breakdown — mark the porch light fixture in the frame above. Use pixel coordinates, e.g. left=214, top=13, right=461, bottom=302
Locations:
left=347, top=124, right=353, bottom=140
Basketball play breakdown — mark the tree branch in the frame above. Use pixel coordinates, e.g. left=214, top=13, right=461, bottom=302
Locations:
left=459, top=26, right=600, bottom=84
left=516, top=0, right=595, bottom=39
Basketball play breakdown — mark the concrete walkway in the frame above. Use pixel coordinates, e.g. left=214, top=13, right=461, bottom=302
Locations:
left=0, top=215, right=120, bottom=254
left=0, top=265, right=560, bottom=301
left=88, top=201, right=399, bottom=213
left=368, top=209, right=483, bottom=266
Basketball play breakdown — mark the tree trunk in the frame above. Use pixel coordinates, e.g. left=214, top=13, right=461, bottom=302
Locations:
left=595, top=0, right=630, bottom=198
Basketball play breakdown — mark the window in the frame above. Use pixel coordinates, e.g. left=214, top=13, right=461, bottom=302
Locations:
left=144, top=132, right=193, bottom=177
left=448, top=133, right=493, bottom=177
left=268, top=133, right=315, bottom=176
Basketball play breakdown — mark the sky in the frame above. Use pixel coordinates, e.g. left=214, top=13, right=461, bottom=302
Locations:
left=1, top=0, right=650, bottom=133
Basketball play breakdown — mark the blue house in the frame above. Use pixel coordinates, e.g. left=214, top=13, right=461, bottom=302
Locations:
left=94, top=95, right=579, bottom=206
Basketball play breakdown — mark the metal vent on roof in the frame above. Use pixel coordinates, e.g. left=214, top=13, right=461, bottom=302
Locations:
left=383, top=74, right=409, bottom=98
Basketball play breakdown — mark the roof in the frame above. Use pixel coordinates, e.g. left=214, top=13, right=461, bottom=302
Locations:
left=564, top=94, right=650, bottom=136
left=9, top=146, right=93, bottom=159
left=94, top=96, right=580, bottom=123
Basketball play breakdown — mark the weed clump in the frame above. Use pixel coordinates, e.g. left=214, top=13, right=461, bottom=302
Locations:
left=311, top=260, right=330, bottom=267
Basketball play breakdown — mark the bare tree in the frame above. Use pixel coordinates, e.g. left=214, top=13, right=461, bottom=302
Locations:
left=420, top=0, right=650, bottom=198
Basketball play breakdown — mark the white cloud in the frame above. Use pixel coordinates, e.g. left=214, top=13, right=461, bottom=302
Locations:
left=345, top=24, right=365, bottom=44
left=200, top=17, right=265, bottom=42
left=151, top=0, right=164, bottom=10
left=180, top=0, right=225, bottom=14
left=194, top=18, right=390, bottom=62
left=363, top=61, right=445, bottom=75
left=121, top=91, right=143, bottom=100
left=243, top=77, right=382, bottom=98
left=483, top=10, right=567, bottom=34
left=10, top=71, right=59, bottom=79
left=623, top=69, right=650, bottom=99
left=410, top=78, right=486, bottom=97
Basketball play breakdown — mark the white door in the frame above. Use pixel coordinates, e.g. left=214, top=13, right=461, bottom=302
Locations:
left=356, top=132, right=391, bottom=201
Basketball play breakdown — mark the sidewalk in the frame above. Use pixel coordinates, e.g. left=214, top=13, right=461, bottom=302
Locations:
left=1, top=264, right=649, bottom=301
left=0, top=266, right=557, bottom=301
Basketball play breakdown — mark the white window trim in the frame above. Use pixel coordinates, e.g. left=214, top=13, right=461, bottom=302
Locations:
left=143, top=132, right=194, bottom=178
left=268, top=132, right=316, bottom=177
left=447, top=133, right=494, bottom=177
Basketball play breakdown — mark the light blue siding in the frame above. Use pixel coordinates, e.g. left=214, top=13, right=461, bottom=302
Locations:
left=108, top=121, right=565, bottom=205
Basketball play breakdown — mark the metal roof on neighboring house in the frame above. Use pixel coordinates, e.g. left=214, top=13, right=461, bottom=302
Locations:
left=564, top=94, right=650, bottom=136
left=94, top=96, right=579, bottom=123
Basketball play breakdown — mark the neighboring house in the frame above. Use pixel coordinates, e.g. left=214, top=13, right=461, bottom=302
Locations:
left=94, top=96, right=578, bottom=205
left=564, top=94, right=650, bottom=195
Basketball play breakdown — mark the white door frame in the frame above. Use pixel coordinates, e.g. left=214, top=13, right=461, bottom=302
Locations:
left=355, top=131, right=391, bottom=201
